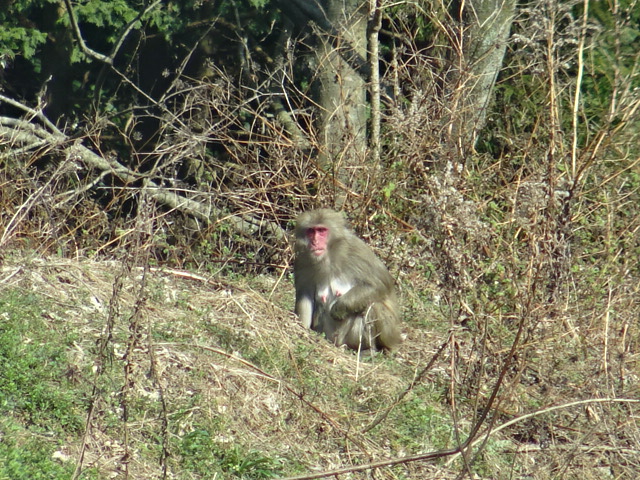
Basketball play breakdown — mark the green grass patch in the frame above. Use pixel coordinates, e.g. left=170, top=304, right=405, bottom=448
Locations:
left=0, top=417, right=76, bottom=480
left=0, top=289, right=89, bottom=477
left=177, top=427, right=284, bottom=479
left=0, top=290, right=85, bottom=432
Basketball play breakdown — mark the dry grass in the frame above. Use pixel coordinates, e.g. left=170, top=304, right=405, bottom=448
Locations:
left=2, top=245, right=639, bottom=479
left=1, top=3, right=639, bottom=478
left=0, top=254, right=449, bottom=478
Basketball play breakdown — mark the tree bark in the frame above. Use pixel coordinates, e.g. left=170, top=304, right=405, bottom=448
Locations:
left=315, top=0, right=368, bottom=206
left=447, top=0, right=517, bottom=160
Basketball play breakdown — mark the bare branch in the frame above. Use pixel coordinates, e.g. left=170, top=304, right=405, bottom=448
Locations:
left=0, top=111, right=287, bottom=243
left=62, top=0, right=162, bottom=65
left=0, top=93, right=60, bottom=133
left=63, top=0, right=113, bottom=64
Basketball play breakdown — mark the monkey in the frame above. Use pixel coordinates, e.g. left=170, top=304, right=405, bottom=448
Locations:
left=293, top=209, right=402, bottom=352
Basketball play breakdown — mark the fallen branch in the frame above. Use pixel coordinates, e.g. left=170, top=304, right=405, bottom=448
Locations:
left=0, top=107, right=287, bottom=243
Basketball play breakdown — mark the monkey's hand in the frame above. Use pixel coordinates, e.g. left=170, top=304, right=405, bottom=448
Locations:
left=330, top=281, right=380, bottom=320
left=329, top=300, right=349, bottom=321
left=330, top=299, right=361, bottom=322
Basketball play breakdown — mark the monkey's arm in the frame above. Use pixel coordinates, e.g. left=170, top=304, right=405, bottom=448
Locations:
left=330, top=281, right=386, bottom=320
left=293, top=253, right=317, bottom=329
left=295, top=293, right=314, bottom=329
left=329, top=240, right=394, bottom=321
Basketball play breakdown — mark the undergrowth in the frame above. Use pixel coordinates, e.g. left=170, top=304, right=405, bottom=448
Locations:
left=0, top=1, right=639, bottom=478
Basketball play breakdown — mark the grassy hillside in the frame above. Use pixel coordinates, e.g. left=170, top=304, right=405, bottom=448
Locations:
left=1, top=250, right=638, bottom=479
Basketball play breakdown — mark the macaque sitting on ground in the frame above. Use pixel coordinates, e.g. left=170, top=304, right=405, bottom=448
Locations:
left=293, top=209, right=402, bottom=352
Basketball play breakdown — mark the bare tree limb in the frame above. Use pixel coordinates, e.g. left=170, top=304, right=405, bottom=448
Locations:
left=62, top=0, right=162, bottom=65
left=110, top=1, right=163, bottom=61
left=0, top=112, right=288, bottom=243
left=63, top=0, right=113, bottom=64
left=0, top=93, right=59, bottom=133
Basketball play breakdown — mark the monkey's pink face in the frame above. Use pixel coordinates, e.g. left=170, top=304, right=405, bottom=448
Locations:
left=306, top=226, right=329, bottom=257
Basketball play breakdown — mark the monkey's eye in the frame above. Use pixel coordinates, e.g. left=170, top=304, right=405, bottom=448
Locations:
left=306, top=226, right=329, bottom=245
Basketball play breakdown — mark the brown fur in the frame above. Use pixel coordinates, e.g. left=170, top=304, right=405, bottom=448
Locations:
left=294, top=209, right=402, bottom=351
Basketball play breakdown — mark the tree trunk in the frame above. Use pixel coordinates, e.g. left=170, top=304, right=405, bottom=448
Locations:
left=315, top=0, right=368, bottom=206
left=447, top=0, right=517, bottom=161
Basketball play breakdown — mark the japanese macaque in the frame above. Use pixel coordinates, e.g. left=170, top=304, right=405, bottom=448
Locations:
left=294, top=209, right=402, bottom=352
